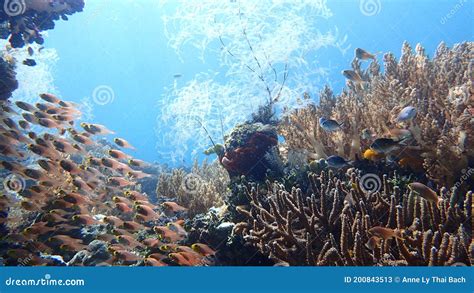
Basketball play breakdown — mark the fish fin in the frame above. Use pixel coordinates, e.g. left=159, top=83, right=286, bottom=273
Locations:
left=436, top=197, right=444, bottom=209
left=397, top=136, right=411, bottom=145
left=395, top=229, right=405, bottom=240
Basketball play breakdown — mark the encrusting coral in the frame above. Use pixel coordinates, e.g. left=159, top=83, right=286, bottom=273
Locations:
left=233, top=169, right=472, bottom=266
left=279, top=42, right=473, bottom=187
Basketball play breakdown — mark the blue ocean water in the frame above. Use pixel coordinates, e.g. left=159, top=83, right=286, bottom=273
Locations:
left=42, top=0, right=472, bottom=167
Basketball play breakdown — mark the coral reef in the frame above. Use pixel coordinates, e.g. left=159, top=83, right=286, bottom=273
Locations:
left=233, top=170, right=472, bottom=266
left=220, top=122, right=280, bottom=180
left=0, top=55, right=17, bottom=100
left=280, top=42, right=473, bottom=186
left=156, top=159, right=228, bottom=218
left=0, top=0, right=84, bottom=48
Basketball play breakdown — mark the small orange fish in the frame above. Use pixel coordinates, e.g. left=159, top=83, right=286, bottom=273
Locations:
left=124, top=191, right=147, bottom=201
left=115, top=202, right=133, bottom=214
left=59, top=159, right=81, bottom=175
left=113, top=250, right=141, bottom=264
left=191, top=243, right=216, bottom=256
left=71, top=214, right=97, bottom=225
left=108, top=177, right=134, bottom=187
left=148, top=252, right=167, bottom=261
left=127, top=170, right=151, bottom=179
left=113, top=196, right=133, bottom=206
left=368, top=226, right=403, bottom=240
left=128, top=159, right=147, bottom=168
left=153, top=226, right=184, bottom=242
left=39, top=93, right=61, bottom=104
left=15, top=101, right=37, bottom=112
left=408, top=182, right=443, bottom=205
left=114, top=138, right=135, bottom=150
left=103, top=216, right=124, bottom=227
left=363, top=149, right=384, bottom=161
left=168, top=252, right=193, bottom=266
left=116, top=235, right=145, bottom=249
left=365, top=236, right=381, bottom=250
left=144, top=257, right=167, bottom=266
left=121, top=221, right=145, bottom=232
left=161, top=201, right=187, bottom=213
left=72, top=134, right=94, bottom=145
left=81, top=123, right=115, bottom=135
left=135, top=204, right=159, bottom=219
left=143, top=238, right=163, bottom=249
left=108, top=149, right=130, bottom=160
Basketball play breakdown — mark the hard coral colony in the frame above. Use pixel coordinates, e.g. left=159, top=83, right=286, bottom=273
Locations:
left=0, top=1, right=472, bottom=268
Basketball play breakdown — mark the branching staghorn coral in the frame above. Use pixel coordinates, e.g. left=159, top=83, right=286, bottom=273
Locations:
left=233, top=170, right=471, bottom=266
left=280, top=42, right=474, bottom=186
left=156, top=0, right=349, bottom=163
left=156, top=159, right=229, bottom=217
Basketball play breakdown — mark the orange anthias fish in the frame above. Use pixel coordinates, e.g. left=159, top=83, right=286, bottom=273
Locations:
left=408, top=182, right=443, bottom=206
left=144, top=257, right=167, bottom=266
left=153, top=226, right=184, bottom=242
left=368, top=226, right=403, bottom=240
left=114, top=138, right=135, bottom=150
left=135, top=204, right=159, bottom=220
left=81, top=123, right=115, bottom=135
left=191, top=243, right=216, bottom=256
left=161, top=201, right=187, bottom=213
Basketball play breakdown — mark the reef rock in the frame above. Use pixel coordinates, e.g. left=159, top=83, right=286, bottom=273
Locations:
left=220, top=122, right=280, bottom=181
left=0, top=57, right=18, bottom=100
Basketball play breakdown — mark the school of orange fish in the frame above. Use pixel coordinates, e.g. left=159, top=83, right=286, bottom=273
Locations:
left=0, top=93, right=215, bottom=266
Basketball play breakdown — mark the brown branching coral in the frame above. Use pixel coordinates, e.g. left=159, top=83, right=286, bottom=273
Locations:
left=234, top=170, right=472, bottom=266
left=156, top=159, right=229, bottom=217
left=279, top=42, right=474, bottom=186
